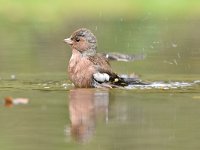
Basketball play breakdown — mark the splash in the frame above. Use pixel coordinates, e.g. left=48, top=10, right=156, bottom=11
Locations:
left=126, top=81, right=199, bottom=90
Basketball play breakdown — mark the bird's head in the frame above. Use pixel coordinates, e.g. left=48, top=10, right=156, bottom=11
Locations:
left=64, top=28, right=97, bottom=55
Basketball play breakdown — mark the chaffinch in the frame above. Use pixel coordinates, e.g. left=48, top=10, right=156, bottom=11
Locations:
left=64, top=28, right=144, bottom=88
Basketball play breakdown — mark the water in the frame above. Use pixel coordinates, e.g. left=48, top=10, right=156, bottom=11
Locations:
left=0, top=18, right=200, bottom=150
left=0, top=87, right=200, bottom=150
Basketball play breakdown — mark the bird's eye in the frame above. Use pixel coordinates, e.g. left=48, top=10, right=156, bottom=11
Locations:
left=75, top=37, right=80, bottom=42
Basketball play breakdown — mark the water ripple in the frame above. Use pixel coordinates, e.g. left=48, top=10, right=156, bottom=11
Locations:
left=0, top=79, right=199, bottom=92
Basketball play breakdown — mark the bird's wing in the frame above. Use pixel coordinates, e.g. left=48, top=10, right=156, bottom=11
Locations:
left=88, top=54, right=128, bottom=87
left=101, top=52, right=146, bottom=62
left=88, top=53, right=111, bottom=71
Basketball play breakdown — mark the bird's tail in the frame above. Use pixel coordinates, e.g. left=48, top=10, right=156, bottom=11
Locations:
left=109, top=74, right=148, bottom=87
left=121, top=77, right=148, bottom=85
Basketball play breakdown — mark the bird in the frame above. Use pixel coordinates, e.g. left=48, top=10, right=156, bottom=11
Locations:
left=64, top=28, right=145, bottom=88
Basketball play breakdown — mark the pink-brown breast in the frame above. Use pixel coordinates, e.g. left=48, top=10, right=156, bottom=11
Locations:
left=68, top=50, right=95, bottom=87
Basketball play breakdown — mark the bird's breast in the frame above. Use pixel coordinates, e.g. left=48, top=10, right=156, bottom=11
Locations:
left=68, top=53, right=95, bottom=88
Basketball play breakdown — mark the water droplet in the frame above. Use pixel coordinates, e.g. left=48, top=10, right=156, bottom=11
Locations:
left=11, top=75, right=16, bottom=80
left=44, top=86, right=50, bottom=89
left=177, top=52, right=181, bottom=58
left=150, top=45, right=154, bottom=49
left=172, top=43, right=177, bottom=48
left=153, top=41, right=160, bottom=44
left=163, top=60, right=173, bottom=65
left=173, top=59, right=178, bottom=65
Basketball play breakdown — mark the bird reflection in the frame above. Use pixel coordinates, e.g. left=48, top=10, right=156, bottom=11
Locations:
left=68, top=88, right=109, bottom=142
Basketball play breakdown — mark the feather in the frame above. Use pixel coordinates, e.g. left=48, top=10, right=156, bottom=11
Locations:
left=93, top=72, right=110, bottom=82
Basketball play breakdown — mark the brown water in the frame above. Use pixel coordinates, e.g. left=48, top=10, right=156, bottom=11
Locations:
left=0, top=19, right=200, bottom=149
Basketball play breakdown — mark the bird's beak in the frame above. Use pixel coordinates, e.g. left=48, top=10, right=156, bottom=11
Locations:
left=64, top=38, right=73, bottom=45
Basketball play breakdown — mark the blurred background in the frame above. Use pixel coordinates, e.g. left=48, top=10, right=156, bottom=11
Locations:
left=0, top=0, right=200, bottom=81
